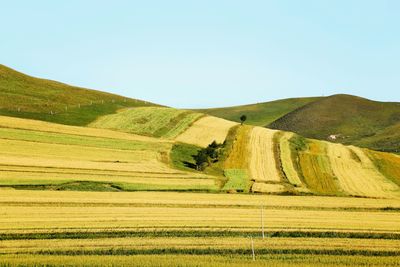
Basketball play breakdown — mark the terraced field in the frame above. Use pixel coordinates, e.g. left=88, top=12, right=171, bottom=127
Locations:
left=278, top=132, right=303, bottom=187
left=0, top=116, right=218, bottom=192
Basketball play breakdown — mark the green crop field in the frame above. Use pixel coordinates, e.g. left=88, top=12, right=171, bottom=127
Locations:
left=89, top=107, right=203, bottom=138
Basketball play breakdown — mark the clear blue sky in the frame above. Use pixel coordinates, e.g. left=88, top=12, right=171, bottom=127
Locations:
left=1, top=0, right=399, bottom=108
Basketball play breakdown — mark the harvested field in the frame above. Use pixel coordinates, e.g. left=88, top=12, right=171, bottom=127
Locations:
left=175, top=116, right=237, bottom=147
left=327, top=143, right=400, bottom=198
left=369, top=150, right=400, bottom=186
left=248, top=127, right=281, bottom=182
left=0, top=127, right=170, bottom=152
left=279, top=132, right=303, bottom=187
left=298, top=141, right=341, bottom=195
left=0, top=116, right=219, bottom=192
left=2, top=190, right=400, bottom=210
left=224, top=126, right=251, bottom=169
left=1, top=190, right=399, bottom=233
left=0, top=115, right=160, bottom=143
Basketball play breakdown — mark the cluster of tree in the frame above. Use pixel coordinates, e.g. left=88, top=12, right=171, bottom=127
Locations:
left=193, top=115, right=247, bottom=171
left=193, top=141, right=223, bottom=171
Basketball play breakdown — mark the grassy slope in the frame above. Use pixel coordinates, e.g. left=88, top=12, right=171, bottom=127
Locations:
left=0, top=64, right=155, bottom=125
left=269, top=94, right=400, bottom=153
left=197, top=97, right=320, bottom=126
left=89, top=107, right=203, bottom=139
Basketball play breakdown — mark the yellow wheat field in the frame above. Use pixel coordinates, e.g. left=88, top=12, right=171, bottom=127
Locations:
left=1, top=197, right=399, bottom=232
left=2, top=190, right=400, bottom=210
left=224, top=126, right=251, bottom=169
left=279, top=132, right=303, bottom=187
left=0, top=115, right=163, bottom=143
left=0, top=138, right=163, bottom=162
left=0, top=154, right=174, bottom=173
left=175, top=116, right=237, bottom=147
left=248, top=127, right=281, bottom=182
left=326, top=143, right=400, bottom=198
left=251, top=183, right=286, bottom=193
left=0, top=165, right=201, bottom=178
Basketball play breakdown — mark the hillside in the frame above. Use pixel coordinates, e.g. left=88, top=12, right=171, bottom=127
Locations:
left=0, top=115, right=219, bottom=192
left=201, top=94, right=400, bottom=153
left=197, top=97, right=320, bottom=126
left=2, top=113, right=399, bottom=199
left=1, top=65, right=399, bottom=198
left=2, top=69, right=400, bottom=266
left=268, top=94, right=400, bottom=153
left=0, top=64, right=155, bottom=125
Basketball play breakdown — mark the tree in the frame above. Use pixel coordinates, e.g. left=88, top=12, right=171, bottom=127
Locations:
left=240, top=115, right=247, bottom=125
left=193, top=141, right=223, bottom=171
left=193, top=150, right=209, bottom=171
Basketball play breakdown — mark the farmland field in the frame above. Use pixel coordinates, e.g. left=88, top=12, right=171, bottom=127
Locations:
left=0, top=116, right=218, bottom=193
left=89, top=107, right=203, bottom=138
left=175, top=116, right=237, bottom=147
left=1, top=65, right=400, bottom=266
left=1, top=190, right=400, bottom=266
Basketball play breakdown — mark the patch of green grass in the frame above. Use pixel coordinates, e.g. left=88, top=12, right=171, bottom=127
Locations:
left=5, top=181, right=219, bottom=193
left=8, top=181, right=121, bottom=192
left=114, top=183, right=218, bottom=192
left=170, top=142, right=201, bottom=171
left=2, top=230, right=400, bottom=241
left=197, top=97, right=320, bottom=126
left=222, top=169, right=251, bottom=193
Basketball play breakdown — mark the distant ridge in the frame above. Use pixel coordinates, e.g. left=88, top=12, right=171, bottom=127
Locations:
left=197, top=97, right=320, bottom=126
left=201, top=94, right=400, bottom=153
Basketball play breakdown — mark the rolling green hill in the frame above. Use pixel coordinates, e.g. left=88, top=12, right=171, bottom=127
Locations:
left=197, top=97, right=320, bottom=126
left=0, top=64, right=155, bottom=125
left=268, top=94, right=400, bottom=153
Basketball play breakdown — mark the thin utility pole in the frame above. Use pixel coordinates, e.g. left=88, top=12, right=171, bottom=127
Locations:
left=251, top=236, right=255, bottom=261
left=261, top=205, right=265, bottom=239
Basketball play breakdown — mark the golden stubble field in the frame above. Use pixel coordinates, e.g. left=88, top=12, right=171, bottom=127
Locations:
left=1, top=190, right=400, bottom=266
